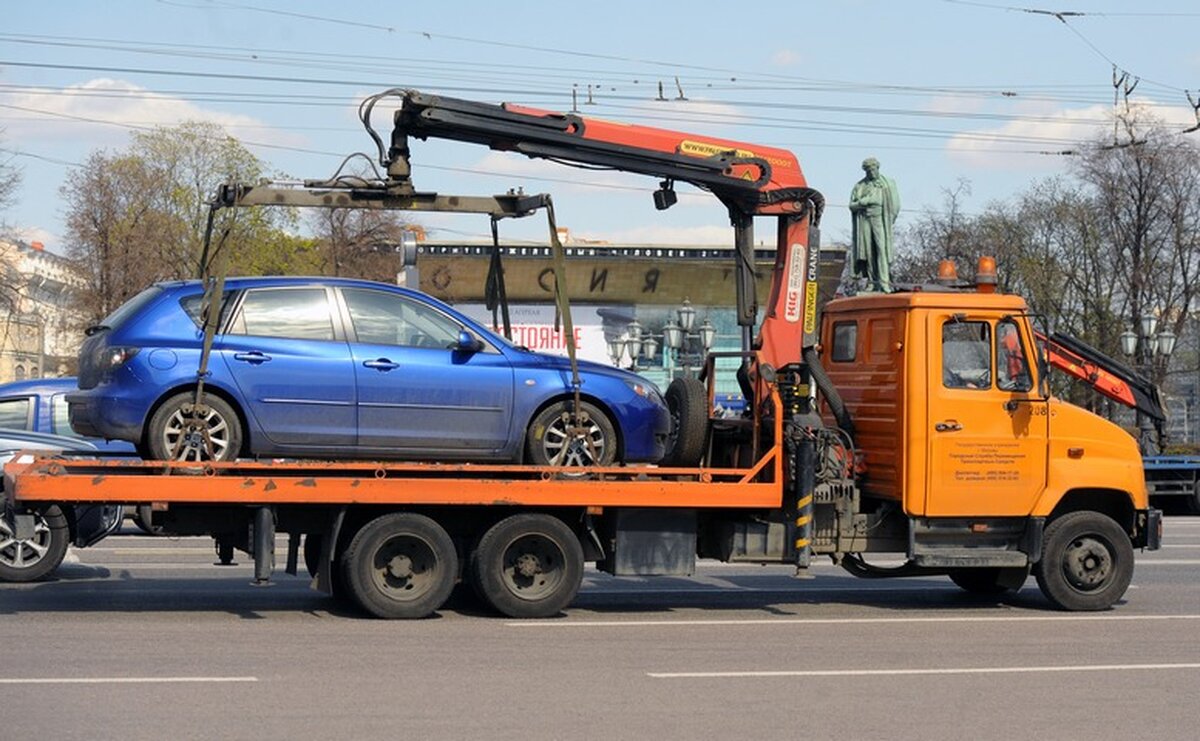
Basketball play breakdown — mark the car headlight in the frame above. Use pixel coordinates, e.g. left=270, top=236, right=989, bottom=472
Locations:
left=624, top=379, right=664, bottom=404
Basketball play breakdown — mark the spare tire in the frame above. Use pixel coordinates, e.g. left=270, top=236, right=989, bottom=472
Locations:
left=662, top=377, right=708, bottom=467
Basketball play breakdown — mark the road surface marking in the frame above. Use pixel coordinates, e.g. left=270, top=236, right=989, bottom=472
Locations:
left=0, top=676, right=258, bottom=685
left=648, top=663, right=1200, bottom=679
left=509, top=614, right=1200, bottom=628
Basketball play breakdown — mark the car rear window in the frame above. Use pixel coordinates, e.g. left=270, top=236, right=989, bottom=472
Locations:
left=180, top=291, right=232, bottom=328
left=100, top=286, right=163, bottom=330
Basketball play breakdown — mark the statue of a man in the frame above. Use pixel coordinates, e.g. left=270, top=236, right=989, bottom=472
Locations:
left=849, top=157, right=901, bottom=292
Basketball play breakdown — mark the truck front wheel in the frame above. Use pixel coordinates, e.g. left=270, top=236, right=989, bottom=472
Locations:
left=469, top=514, right=584, bottom=618
left=1035, top=511, right=1134, bottom=611
left=341, top=513, right=458, bottom=619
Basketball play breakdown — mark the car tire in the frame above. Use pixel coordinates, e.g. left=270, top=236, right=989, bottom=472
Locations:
left=526, top=400, right=617, bottom=467
left=662, top=377, right=708, bottom=467
left=0, top=505, right=70, bottom=582
left=147, top=391, right=242, bottom=462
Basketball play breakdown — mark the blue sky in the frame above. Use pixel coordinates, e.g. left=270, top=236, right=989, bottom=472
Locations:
left=2, top=0, right=1198, bottom=253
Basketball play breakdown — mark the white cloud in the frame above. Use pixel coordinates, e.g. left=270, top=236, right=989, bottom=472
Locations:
left=770, top=49, right=802, bottom=67
left=0, top=79, right=306, bottom=147
left=946, top=100, right=1198, bottom=170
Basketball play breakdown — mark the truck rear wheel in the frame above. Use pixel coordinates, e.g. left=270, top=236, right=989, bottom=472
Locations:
left=469, top=514, right=584, bottom=618
left=0, top=506, right=69, bottom=582
left=341, top=513, right=458, bottom=619
left=1035, top=511, right=1134, bottom=611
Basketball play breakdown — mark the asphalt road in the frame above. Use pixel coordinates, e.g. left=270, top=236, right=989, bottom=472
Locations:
left=3, top=518, right=1198, bottom=741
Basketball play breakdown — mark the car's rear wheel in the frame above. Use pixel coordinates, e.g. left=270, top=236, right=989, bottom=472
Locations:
left=526, top=400, right=617, bottom=467
left=147, top=391, right=242, bottom=462
left=0, top=505, right=69, bottom=582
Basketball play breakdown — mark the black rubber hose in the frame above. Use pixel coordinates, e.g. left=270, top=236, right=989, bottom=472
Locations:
left=804, top=346, right=854, bottom=439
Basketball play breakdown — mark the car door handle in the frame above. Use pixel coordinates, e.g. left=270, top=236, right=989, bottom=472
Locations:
left=233, top=351, right=271, bottom=364
left=935, top=420, right=963, bottom=432
left=363, top=358, right=399, bottom=371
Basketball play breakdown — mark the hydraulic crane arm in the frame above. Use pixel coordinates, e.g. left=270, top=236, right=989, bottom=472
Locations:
left=361, top=89, right=827, bottom=373
left=1037, top=331, right=1166, bottom=423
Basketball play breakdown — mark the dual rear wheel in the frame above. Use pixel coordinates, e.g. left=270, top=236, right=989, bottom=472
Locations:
left=333, top=512, right=584, bottom=620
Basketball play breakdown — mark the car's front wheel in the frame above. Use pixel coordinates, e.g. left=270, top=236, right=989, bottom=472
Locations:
left=0, top=506, right=69, bottom=582
left=147, top=391, right=243, bottom=462
left=526, top=400, right=617, bottom=467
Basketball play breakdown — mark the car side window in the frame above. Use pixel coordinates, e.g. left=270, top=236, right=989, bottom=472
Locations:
left=228, top=288, right=335, bottom=341
left=942, top=320, right=991, bottom=390
left=996, top=320, right=1033, bottom=392
left=342, top=288, right=465, bottom=349
left=0, top=397, right=33, bottom=429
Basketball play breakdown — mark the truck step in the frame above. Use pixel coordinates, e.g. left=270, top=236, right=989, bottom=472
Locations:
left=911, top=548, right=1029, bottom=568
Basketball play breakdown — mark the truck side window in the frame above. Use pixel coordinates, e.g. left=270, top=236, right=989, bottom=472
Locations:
left=942, top=321, right=991, bottom=390
left=996, top=320, right=1033, bottom=392
left=831, top=322, right=857, bottom=362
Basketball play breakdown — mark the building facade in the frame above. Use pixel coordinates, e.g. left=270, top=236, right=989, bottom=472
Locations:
left=0, top=239, right=85, bottom=383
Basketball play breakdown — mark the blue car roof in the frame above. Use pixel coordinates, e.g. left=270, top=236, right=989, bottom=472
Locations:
left=158, top=276, right=420, bottom=293
left=0, top=377, right=78, bottom=396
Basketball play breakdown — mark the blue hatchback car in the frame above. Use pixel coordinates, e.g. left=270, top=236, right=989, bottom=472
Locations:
left=68, top=277, right=670, bottom=465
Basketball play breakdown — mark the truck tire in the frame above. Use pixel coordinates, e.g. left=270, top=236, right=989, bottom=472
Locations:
left=147, top=391, right=242, bottom=462
left=340, top=513, right=457, bottom=619
left=469, top=513, right=584, bottom=618
left=0, top=505, right=69, bottom=582
left=948, top=567, right=1022, bottom=595
left=1035, top=511, right=1134, bottom=611
left=662, top=377, right=708, bottom=467
left=526, top=400, right=617, bottom=467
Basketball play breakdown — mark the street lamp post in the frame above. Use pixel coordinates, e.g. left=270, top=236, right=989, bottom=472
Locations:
left=1120, top=311, right=1176, bottom=455
left=608, top=299, right=716, bottom=378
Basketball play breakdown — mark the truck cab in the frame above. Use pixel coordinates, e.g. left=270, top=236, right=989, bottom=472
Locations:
left=818, top=284, right=1158, bottom=608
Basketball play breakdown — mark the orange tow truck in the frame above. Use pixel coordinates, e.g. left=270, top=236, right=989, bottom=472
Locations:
left=2, top=90, right=1160, bottom=617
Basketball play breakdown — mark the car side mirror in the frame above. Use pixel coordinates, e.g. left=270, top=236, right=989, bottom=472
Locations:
left=455, top=330, right=483, bottom=353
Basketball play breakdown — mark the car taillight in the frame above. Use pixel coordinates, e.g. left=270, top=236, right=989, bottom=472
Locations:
left=100, top=346, right=140, bottom=370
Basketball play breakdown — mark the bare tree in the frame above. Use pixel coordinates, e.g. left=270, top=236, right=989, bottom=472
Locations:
left=0, top=135, right=23, bottom=313
left=60, top=122, right=301, bottom=323
left=311, top=207, right=417, bottom=282
left=1074, top=110, right=1200, bottom=386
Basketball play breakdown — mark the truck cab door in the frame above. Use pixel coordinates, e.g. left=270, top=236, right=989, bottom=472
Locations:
left=925, top=314, right=1048, bottom=516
